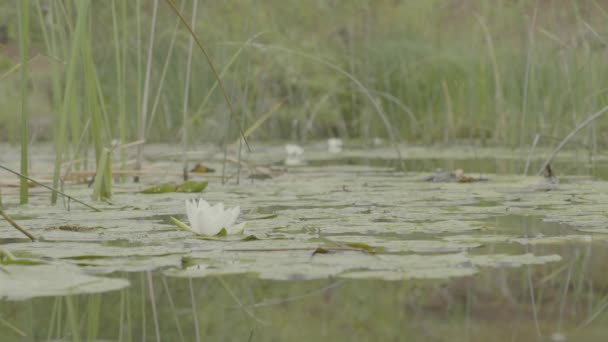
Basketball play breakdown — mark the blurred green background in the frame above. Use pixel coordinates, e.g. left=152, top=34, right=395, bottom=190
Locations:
left=1, top=0, right=608, bottom=147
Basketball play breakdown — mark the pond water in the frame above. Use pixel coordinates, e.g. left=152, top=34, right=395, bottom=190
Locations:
left=1, top=143, right=607, bottom=341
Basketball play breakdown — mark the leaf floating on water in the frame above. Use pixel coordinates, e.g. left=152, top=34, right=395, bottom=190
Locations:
left=312, top=247, right=330, bottom=256
left=422, top=169, right=489, bottom=183
left=176, top=180, right=209, bottom=193
left=248, top=173, right=273, bottom=180
left=0, top=264, right=129, bottom=300
left=3, top=144, right=606, bottom=287
left=181, top=256, right=197, bottom=269
left=215, top=228, right=228, bottom=237
left=190, top=163, right=215, bottom=173
left=141, top=181, right=208, bottom=193
left=343, top=242, right=383, bottom=254
left=0, top=257, right=45, bottom=266
left=141, top=183, right=177, bottom=194
left=45, top=225, right=97, bottom=232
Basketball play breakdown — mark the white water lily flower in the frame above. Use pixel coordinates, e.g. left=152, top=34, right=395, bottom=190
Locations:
left=327, top=138, right=343, bottom=153
left=285, top=144, right=304, bottom=166
left=285, top=143, right=304, bottom=157
left=185, top=199, right=245, bottom=236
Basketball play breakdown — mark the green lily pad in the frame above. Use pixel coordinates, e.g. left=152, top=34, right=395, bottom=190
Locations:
left=141, top=180, right=208, bottom=194
left=141, top=184, right=177, bottom=194
left=0, top=143, right=604, bottom=291
left=0, top=264, right=129, bottom=300
left=176, top=180, right=208, bottom=193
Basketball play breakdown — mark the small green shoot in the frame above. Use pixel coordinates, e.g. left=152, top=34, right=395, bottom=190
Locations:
left=169, top=216, right=194, bottom=234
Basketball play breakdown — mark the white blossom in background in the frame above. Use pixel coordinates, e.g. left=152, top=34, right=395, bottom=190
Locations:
left=185, top=199, right=244, bottom=236
left=285, top=144, right=304, bottom=165
left=327, top=138, right=343, bottom=153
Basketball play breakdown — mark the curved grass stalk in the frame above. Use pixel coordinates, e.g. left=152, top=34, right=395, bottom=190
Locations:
left=0, top=54, right=44, bottom=81
left=537, top=104, right=608, bottom=175
left=0, top=164, right=100, bottom=211
left=234, top=100, right=285, bottom=145
left=162, top=0, right=250, bottom=152
left=302, top=92, right=332, bottom=141
left=145, top=3, right=185, bottom=136
left=0, top=209, right=35, bottom=241
left=371, top=89, right=418, bottom=134
left=51, top=0, right=91, bottom=204
left=191, top=32, right=268, bottom=123
left=241, top=43, right=406, bottom=169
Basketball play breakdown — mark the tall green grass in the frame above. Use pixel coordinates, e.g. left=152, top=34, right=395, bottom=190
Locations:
left=2, top=0, right=608, bottom=194
left=17, top=0, right=30, bottom=204
left=49, top=0, right=90, bottom=204
left=181, top=0, right=199, bottom=181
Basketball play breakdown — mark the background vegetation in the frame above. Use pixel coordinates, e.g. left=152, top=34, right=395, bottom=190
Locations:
left=1, top=0, right=608, bottom=148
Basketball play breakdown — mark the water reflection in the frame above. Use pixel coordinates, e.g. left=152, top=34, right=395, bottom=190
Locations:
left=1, top=240, right=607, bottom=341
left=2, top=149, right=608, bottom=341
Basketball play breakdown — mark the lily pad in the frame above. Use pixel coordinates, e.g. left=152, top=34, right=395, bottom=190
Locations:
left=176, top=180, right=209, bottom=193
left=140, top=180, right=208, bottom=194
left=141, top=183, right=178, bottom=194
left=0, top=264, right=129, bottom=300
left=0, top=143, right=605, bottom=292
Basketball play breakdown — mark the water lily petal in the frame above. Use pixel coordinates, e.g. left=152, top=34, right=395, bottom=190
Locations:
left=227, top=222, right=246, bottom=235
left=185, top=200, right=199, bottom=230
left=183, top=198, right=243, bottom=236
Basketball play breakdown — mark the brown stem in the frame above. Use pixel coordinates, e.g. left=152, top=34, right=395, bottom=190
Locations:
left=0, top=209, right=35, bottom=242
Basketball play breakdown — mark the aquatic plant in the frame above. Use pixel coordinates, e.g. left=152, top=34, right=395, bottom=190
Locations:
left=328, top=138, right=343, bottom=154
left=185, top=198, right=244, bottom=236
left=285, top=144, right=304, bottom=166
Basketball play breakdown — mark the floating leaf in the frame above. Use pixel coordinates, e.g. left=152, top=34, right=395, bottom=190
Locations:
left=45, top=225, right=97, bottom=232
left=176, top=180, right=208, bottom=193
left=190, top=163, right=215, bottom=173
left=241, top=235, right=259, bottom=241
left=141, top=184, right=177, bottom=194
left=181, top=256, right=197, bottom=268
left=0, top=264, right=129, bottom=300
left=142, top=181, right=208, bottom=194
left=312, top=247, right=330, bottom=255
left=344, top=242, right=381, bottom=253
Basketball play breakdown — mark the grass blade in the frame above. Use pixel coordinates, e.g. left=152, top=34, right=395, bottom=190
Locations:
left=18, top=0, right=30, bottom=204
